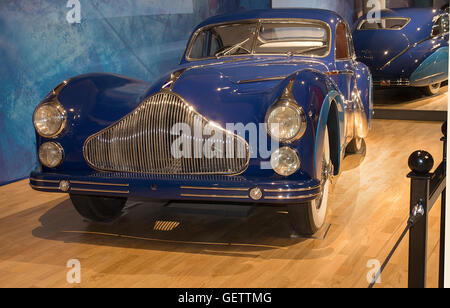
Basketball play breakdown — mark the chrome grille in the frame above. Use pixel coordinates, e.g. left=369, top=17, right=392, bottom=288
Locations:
left=83, top=91, right=249, bottom=175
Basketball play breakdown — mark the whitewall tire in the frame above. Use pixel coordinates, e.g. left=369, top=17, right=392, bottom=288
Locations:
left=423, top=83, right=441, bottom=96
left=288, top=127, right=332, bottom=235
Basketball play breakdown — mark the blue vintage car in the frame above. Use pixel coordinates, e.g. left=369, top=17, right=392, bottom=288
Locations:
left=353, top=8, right=449, bottom=95
left=30, top=9, right=372, bottom=235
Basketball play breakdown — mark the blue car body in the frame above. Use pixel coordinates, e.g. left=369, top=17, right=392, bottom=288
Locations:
left=30, top=9, right=372, bottom=205
left=353, top=8, right=449, bottom=88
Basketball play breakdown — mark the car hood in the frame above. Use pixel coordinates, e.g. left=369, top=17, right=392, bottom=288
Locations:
left=152, top=57, right=330, bottom=125
left=180, top=57, right=329, bottom=83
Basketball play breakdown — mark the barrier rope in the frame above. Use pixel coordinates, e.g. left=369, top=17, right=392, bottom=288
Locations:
left=368, top=203, right=425, bottom=288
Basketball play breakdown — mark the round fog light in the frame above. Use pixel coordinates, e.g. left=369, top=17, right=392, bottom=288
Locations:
left=39, top=142, right=64, bottom=168
left=250, top=187, right=263, bottom=200
left=59, top=180, right=71, bottom=192
left=271, top=147, right=301, bottom=177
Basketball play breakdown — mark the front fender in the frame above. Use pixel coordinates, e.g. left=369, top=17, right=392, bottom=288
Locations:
left=314, top=90, right=346, bottom=178
left=354, top=62, right=373, bottom=130
left=38, top=73, right=151, bottom=172
left=285, top=70, right=346, bottom=179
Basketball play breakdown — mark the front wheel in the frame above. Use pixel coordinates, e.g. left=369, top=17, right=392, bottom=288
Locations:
left=288, top=127, right=332, bottom=235
left=70, top=195, right=127, bottom=223
left=423, top=83, right=441, bottom=96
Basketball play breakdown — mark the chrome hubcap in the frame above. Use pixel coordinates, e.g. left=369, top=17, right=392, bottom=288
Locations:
left=317, top=157, right=333, bottom=210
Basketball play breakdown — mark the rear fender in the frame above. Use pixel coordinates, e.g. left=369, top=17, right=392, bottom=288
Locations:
left=410, top=46, right=449, bottom=86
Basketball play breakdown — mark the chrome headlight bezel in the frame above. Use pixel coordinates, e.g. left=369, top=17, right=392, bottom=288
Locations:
left=270, top=147, right=301, bottom=177
left=38, top=142, right=64, bottom=168
left=265, top=99, right=307, bottom=143
left=33, top=101, right=67, bottom=139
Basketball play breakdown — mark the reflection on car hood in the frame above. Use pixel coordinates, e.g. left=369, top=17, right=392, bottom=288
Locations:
left=163, top=57, right=329, bottom=126
left=179, top=56, right=330, bottom=84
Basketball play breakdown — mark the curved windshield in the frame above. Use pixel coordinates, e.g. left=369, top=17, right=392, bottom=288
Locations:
left=187, top=20, right=331, bottom=60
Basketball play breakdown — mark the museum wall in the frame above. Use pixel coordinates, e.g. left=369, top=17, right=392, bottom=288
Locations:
left=0, top=0, right=359, bottom=186
left=0, top=0, right=273, bottom=185
left=271, top=0, right=356, bottom=23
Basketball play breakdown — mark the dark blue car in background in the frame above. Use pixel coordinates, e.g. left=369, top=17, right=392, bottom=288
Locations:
left=30, top=9, right=372, bottom=235
left=353, top=8, right=449, bottom=95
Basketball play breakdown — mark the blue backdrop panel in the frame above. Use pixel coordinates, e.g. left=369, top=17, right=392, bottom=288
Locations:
left=272, top=0, right=355, bottom=23
left=0, top=0, right=354, bottom=185
left=0, top=0, right=271, bottom=185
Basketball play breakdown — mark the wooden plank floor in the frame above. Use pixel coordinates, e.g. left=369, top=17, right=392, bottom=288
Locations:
left=0, top=119, right=445, bottom=288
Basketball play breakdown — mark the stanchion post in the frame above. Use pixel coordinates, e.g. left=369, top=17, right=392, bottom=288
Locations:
left=407, top=151, right=434, bottom=288
left=439, top=122, right=447, bottom=288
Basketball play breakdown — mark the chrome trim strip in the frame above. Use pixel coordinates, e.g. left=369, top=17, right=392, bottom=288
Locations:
left=325, top=70, right=354, bottom=76
left=264, top=185, right=321, bottom=193
left=181, top=186, right=250, bottom=192
left=412, top=72, right=445, bottom=83
left=237, top=76, right=287, bottom=84
left=30, top=184, right=60, bottom=191
left=180, top=194, right=249, bottom=199
left=264, top=192, right=321, bottom=200
left=70, top=188, right=129, bottom=194
left=30, top=178, right=60, bottom=184
left=70, top=181, right=129, bottom=187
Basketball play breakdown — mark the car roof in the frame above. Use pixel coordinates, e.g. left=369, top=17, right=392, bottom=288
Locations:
left=195, top=8, right=345, bottom=29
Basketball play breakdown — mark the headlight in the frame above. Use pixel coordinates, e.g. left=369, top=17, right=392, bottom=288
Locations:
left=271, top=147, right=300, bottom=176
left=39, top=142, right=64, bottom=168
left=266, top=100, right=306, bottom=143
left=33, top=102, right=66, bottom=138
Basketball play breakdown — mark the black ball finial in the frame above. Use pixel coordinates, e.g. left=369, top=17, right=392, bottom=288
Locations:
left=442, top=121, right=447, bottom=137
left=408, top=151, right=434, bottom=174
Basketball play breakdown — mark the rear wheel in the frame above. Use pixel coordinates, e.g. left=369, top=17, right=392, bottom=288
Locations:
left=70, top=195, right=127, bottom=223
left=288, top=127, right=332, bottom=235
left=423, top=83, right=441, bottom=96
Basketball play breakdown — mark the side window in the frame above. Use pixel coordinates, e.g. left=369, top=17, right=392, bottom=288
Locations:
left=189, top=31, right=223, bottom=59
left=335, top=22, right=350, bottom=60
left=190, top=31, right=206, bottom=59
left=358, top=18, right=410, bottom=30
left=209, top=34, right=221, bottom=56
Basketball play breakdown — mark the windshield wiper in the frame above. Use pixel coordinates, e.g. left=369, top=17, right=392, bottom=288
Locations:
left=215, top=38, right=251, bottom=58
left=295, top=45, right=326, bottom=56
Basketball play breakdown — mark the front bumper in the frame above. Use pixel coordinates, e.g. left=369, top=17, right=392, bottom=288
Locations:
left=29, top=171, right=321, bottom=205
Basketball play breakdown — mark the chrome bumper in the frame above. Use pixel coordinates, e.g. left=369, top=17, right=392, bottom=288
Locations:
left=30, top=171, right=321, bottom=204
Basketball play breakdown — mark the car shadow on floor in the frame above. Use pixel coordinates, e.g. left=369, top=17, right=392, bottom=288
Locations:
left=30, top=150, right=368, bottom=260
left=31, top=196, right=339, bottom=260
